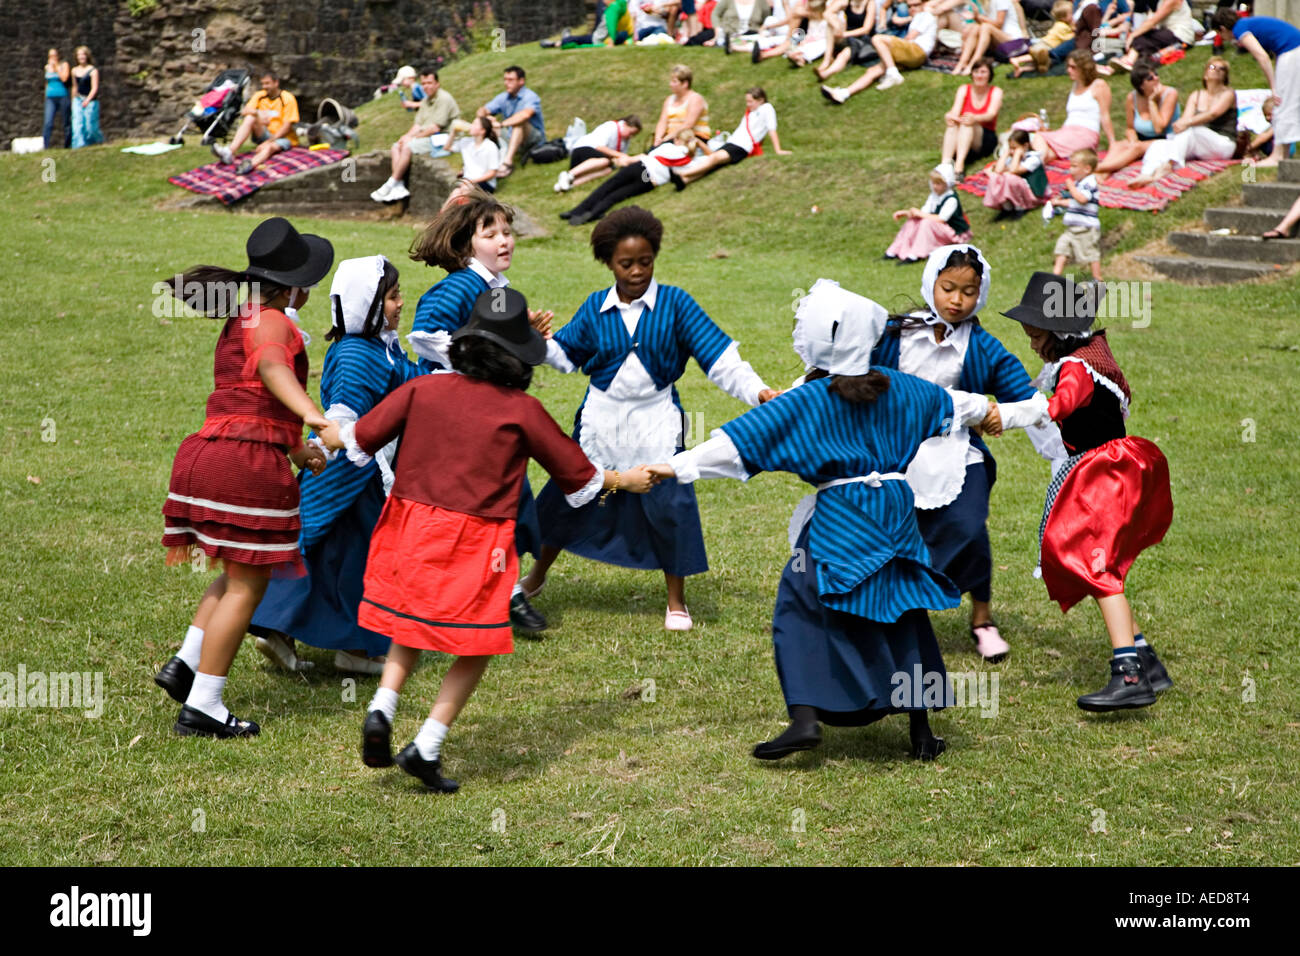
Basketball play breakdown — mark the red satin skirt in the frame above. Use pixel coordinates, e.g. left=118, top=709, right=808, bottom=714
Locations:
left=1040, top=437, right=1172, bottom=612
left=357, top=496, right=516, bottom=655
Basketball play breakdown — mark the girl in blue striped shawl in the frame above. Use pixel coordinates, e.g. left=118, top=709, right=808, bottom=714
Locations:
left=249, top=255, right=423, bottom=674
left=522, top=207, right=778, bottom=632
left=645, top=280, right=1045, bottom=761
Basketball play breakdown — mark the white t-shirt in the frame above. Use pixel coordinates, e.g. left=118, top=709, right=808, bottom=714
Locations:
left=453, top=137, right=501, bottom=189
left=992, top=0, right=1024, bottom=41
left=725, top=102, right=777, bottom=154
left=634, top=2, right=668, bottom=30
left=641, top=141, right=692, bottom=186
left=909, top=10, right=939, bottom=57
left=575, top=120, right=626, bottom=153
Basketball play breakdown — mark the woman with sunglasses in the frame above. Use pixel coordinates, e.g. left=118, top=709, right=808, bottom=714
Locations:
left=1094, top=60, right=1180, bottom=179
left=1127, top=56, right=1235, bottom=190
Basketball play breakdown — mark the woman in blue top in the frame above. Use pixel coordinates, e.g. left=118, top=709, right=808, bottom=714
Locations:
left=522, top=207, right=777, bottom=632
left=249, top=256, right=423, bottom=674
left=646, top=280, right=1039, bottom=760
left=43, top=48, right=71, bottom=149
left=1095, top=61, right=1180, bottom=179
left=870, top=244, right=1061, bottom=662
left=406, top=192, right=554, bottom=630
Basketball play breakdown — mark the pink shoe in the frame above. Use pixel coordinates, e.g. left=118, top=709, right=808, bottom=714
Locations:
left=971, top=623, right=1009, bottom=662
left=665, top=607, right=693, bottom=631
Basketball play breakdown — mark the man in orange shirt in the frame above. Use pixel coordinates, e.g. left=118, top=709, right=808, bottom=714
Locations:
left=212, top=70, right=300, bottom=175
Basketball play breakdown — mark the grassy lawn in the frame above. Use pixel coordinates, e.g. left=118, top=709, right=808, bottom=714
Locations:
left=1, top=41, right=1298, bottom=866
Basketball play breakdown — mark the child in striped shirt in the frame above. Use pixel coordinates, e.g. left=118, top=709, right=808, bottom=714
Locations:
left=1046, top=148, right=1102, bottom=282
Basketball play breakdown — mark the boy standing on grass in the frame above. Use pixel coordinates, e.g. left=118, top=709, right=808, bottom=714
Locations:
left=1046, top=148, right=1102, bottom=282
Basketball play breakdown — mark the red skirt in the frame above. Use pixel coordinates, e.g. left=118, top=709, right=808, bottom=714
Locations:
left=1040, top=437, right=1172, bottom=612
left=358, top=496, right=516, bottom=655
left=162, top=433, right=304, bottom=577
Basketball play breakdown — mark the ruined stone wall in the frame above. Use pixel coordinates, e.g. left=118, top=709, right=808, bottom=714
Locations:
left=7, top=0, right=586, bottom=148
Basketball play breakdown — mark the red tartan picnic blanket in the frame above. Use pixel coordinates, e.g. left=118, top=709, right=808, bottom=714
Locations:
left=168, top=147, right=350, bottom=205
left=957, top=154, right=1237, bottom=212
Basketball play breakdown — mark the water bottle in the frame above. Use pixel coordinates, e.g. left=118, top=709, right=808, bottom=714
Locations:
left=1039, top=108, right=1050, bottom=130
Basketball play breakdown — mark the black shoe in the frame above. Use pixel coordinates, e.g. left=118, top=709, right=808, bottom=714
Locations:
left=568, top=208, right=597, bottom=226
left=174, top=704, right=260, bottom=738
left=510, top=592, right=548, bottom=633
left=722, top=32, right=731, bottom=55
left=235, top=159, right=254, bottom=176
left=1136, top=645, right=1173, bottom=693
left=154, top=656, right=194, bottom=703
left=1077, top=656, right=1157, bottom=712
left=752, top=720, right=822, bottom=760
left=910, top=732, right=947, bottom=761
left=394, top=743, right=459, bottom=793
left=992, top=208, right=1012, bottom=222
left=559, top=209, right=574, bottom=220
left=362, top=710, right=394, bottom=767
left=669, top=171, right=686, bottom=192
left=1007, top=207, right=1030, bottom=220
left=751, top=41, right=762, bottom=64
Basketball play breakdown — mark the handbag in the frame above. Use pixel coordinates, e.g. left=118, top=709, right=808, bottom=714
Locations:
left=528, top=137, right=569, bottom=163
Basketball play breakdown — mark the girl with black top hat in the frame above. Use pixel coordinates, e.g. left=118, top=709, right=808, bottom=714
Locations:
left=153, top=217, right=335, bottom=738
left=1001, top=272, right=1174, bottom=712
left=320, top=289, right=654, bottom=792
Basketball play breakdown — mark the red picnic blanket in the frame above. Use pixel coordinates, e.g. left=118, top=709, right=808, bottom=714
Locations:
left=168, top=147, right=350, bottom=205
left=957, top=153, right=1237, bottom=212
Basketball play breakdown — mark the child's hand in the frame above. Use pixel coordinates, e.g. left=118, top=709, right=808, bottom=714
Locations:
left=528, top=309, right=554, bottom=338
left=758, top=388, right=783, bottom=403
left=619, top=465, right=656, bottom=494
left=981, top=403, right=1003, bottom=437
left=290, top=444, right=327, bottom=475
left=318, top=421, right=344, bottom=452
left=644, top=463, right=676, bottom=483
left=892, top=209, right=908, bottom=220
left=304, top=411, right=331, bottom=432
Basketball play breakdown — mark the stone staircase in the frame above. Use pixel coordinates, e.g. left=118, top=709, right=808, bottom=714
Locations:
left=1136, top=158, right=1300, bottom=283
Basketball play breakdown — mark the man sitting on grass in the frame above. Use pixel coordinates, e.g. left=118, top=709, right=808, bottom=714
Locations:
left=476, top=65, right=545, bottom=180
left=211, top=71, right=299, bottom=176
left=372, top=69, right=462, bottom=202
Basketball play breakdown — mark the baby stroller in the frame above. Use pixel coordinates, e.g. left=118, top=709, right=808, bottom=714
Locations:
left=169, top=68, right=251, bottom=146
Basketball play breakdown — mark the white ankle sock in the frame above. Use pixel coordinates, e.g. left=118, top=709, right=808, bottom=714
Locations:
left=177, top=625, right=204, bottom=669
left=511, top=580, right=525, bottom=598
left=414, top=718, right=449, bottom=761
left=185, top=672, right=230, bottom=723
left=368, top=687, right=399, bottom=723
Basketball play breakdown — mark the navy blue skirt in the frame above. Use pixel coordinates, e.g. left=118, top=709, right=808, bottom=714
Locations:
left=515, top=477, right=542, bottom=560
left=914, top=461, right=992, bottom=602
left=249, top=477, right=391, bottom=657
left=773, top=522, right=948, bottom=725
left=534, top=474, right=708, bottom=577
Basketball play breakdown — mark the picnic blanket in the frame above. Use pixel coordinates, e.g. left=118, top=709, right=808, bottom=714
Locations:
left=923, top=48, right=962, bottom=74
left=168, top=146, right=350, bottom=205
left=957, top=153, right=1236, bottom=212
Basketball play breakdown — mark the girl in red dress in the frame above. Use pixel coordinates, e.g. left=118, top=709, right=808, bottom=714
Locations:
left=1001, top=272, right=1174, bottom=712
left=154, top=217, right=335, bottom=738
left=320, top=288, right=654, bottom=793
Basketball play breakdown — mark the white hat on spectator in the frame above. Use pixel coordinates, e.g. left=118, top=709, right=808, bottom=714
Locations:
left=391, top=65, right=417, bottom=85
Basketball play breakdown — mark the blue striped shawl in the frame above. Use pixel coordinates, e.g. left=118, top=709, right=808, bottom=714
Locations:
left=411, top=268, right=488, bottom=372
left=721, top=370, right=962, bottom=622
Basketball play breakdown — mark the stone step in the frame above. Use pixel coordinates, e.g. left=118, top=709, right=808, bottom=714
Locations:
left=1134, top=255, right=1283, bottom=284
left=1278, top=158, right=1300, bottom=183
left=1204, top=206, right=1289, bottom=233
left=1168, top=231, right=1300, bottom=263
left=1242, top=181, right=1300, bottom=210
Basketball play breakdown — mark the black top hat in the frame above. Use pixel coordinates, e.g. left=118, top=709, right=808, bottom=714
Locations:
left=1000, top=271, right=1102, bottom=333
left=452, top=288, right=547, bottom=365
left=244, top=217, right=335, bottom=289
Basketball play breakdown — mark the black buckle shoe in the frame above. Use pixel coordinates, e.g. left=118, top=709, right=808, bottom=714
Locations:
left=362, top=710, right=394, bottom=767
left=510, top=592, right=548, bottom=634
left=752, top=721, right=822, bottom=760
left=154, top=656, right=195, bottom=704
left=1077, top=656, right=1157, bottom=712
left=394, top=743, right=459, bottom=793
left=1136, top=645, right=1173, bottom=693
left=910, top=733, right=947, bottom=761
left=174, top=704, right=260, bottom=738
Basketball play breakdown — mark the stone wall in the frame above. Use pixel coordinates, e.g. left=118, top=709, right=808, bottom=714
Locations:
left=7, top=0, right=586, bottom=149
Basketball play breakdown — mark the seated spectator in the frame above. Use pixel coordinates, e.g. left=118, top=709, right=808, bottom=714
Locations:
left=548, top=1, right=633, bottom=46
left=983, top=128, right=1048, bottom=216
left=653, top=64, right=712, bottom=150
left=1128, top=56, right=1235, bottom=188
left=820, top=0, right=937, bottom=100
left=445, top=116, right=503, bottom=201
left=560, top=128, right=697, bottom=225
left=753, top=0, right=832, bottom=67
left=818, top=0, right=880, bottom=81
left=688, top=0, right=773, bottom=47
left=1110, top=0, right=1200, bottom=74
left=555, top=116, right=643, bottom=192
left=391, top=66, right=425, bottom=111
left=736, top=0, right=794, bottom=55
left=1030, top=50, right=1116, bottom=164
left=1094, top=60, right=1179, bottom=177
left=477, top=64, right=545, bottom=179
left=884, top=164, right=972, bottom=263
left=211, top=70, right=299, bottom=176
left=633, top=1, right=679, bottom=39
left=372, top=69, right=461, bottom=202
left=677, top=87, right=791, bottom=184
left=883, top=0, right=911, bottom=36
left=1009, top=0, right=1073, bottom=77
left=940, top=57, right=1003, bottom=178
left=954, top=0, right=1029, bottom=75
